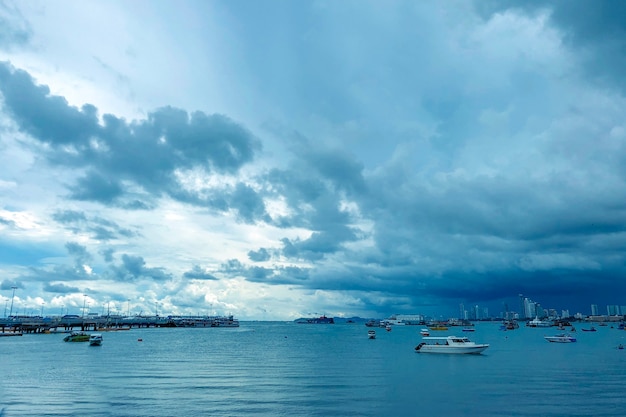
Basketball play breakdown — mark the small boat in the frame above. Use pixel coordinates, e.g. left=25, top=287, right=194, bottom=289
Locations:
left=385, top=324, right=392, bottom=332
left=420, top=328, right=430, bottom=336
left=368, top=330, right=376, bottom=339
left=462, top=327, right=475, bottom=332
left=428, top=325, right=448, bottom=331
left=63, top=331, right=90, bottom=342
left=618, top=344, right=624, bottom=350
left=544, top=333, right=576, bottom=343
left=365, top=320, right=378, bottom=327
left=89, top=333, right=103, bottom=346
left=581, top=327, right=596, bottom=332
left=414, top=336, right=489, bottom=354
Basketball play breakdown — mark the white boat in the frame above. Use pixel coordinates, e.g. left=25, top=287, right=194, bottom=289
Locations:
left=368, top=330, right=376, bottom=339
left=420, top=328, right=430, bottom=336
left=526, top=317, right=553, bottom=327
left=414, top=336, right=489, bottom=354
left=544, top=333, right=576, bottom=343
left=89, top=333, right=103, bottom=346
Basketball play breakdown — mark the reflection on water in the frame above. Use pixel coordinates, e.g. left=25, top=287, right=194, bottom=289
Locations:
left=1, top=323, right=625, bottom=416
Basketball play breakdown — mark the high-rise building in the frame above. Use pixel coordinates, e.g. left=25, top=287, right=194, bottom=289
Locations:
left=524, top=298, right=536, bottom=318
left=519, top=294, right=525, bottom=319
left=591, top=304, right=598, bottom=316
left=607, top=305, right=619, bottom=316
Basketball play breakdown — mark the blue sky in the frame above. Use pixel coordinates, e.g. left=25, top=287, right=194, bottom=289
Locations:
left=1, top=0, right=626, bottom=320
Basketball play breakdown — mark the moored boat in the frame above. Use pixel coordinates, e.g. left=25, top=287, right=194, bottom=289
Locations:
left=89, top=333, right=103, bottom=346
left=295, top=315, right=334, bottom=324
left=526, top=317, right=553, bottom=327
left=462, top=327, right=475, bottom=332
left=414, top=336, right=489, bottom=354
left=63, top=331, right=90, bottom=342
left=544, top=333, right=576, bottom=343
left=581, top=327, right=596, bottom=332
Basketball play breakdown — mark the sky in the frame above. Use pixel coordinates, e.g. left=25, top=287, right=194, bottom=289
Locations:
left=1, top=0, right=626, bottom=320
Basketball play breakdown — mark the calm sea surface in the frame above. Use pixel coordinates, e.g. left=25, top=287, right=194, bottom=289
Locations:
left=1, top=322, right=625, bottom=416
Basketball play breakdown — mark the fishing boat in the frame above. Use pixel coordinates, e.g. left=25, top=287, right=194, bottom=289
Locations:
left=544, top=333, right=576, bottom=343
left=63, top=331, right=90, bottom=342
left=89, top=333, right=103, bottom=346
left=414, top=336, right=489, bottom=354
left=368, top=330, right=376, bottom=339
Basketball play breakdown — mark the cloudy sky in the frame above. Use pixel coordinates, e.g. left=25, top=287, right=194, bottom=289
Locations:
left=1, top=0, right=625, bottom=320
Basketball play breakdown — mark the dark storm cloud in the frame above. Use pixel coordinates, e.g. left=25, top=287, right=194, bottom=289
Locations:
left=43, top=282, right=80, bottom=294
left=52, top=209, right=138, bottom=241
left=68, top=171, right=124, bottom=203
left=230, top=183, right=270, bottom=224
left=183, top=265, right=218, bottom=280
left=476, top=0, right=626, bottom=90
left=248, top=247, right=271, bottom=262
left=109, top=254, right=172, bottom=282
left=0, top=63, right=261, bottom=216
left=1, top=279, right=22, bottom=290
left=65, top=242, right=92, bottom=266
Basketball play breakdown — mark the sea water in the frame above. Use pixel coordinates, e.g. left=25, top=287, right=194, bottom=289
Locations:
left=1, top=322, right=625, bottom=416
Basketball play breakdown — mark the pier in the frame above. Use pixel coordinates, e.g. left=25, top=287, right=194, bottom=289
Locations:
left=0, top=314, right=239, bottom=334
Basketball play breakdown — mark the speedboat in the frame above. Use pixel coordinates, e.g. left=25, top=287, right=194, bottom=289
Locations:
left=89, top=333, right=103, bottom=346
left=581, top=327, right=596, bottom=332
left=63, top=331, right=90, bottom=342
left=544, top=333, right=576, bottom=343
left=414, top=336, right=489, bottom=354
left=368, top=330, right=376, bottom=339
left=420, top=328, right=430, bottom=336
left=462, top=327, right=475, bottom=332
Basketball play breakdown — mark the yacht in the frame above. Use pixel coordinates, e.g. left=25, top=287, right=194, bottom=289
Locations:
left=526, top=317, right=553, bottom=327
left=414, top=336, right=489, bottom=354
left=544, top=333, right=576, bottom=343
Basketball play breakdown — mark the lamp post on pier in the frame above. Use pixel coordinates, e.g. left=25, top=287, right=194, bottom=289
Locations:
left=9, top=286, right=17, bottom=318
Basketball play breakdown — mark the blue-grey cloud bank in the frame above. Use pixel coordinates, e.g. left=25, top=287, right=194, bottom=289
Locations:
left=1, top=0, right=626, bottom=319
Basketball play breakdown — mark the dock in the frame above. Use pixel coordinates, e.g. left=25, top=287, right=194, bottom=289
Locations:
left=0, top=314, right=239, bottom=334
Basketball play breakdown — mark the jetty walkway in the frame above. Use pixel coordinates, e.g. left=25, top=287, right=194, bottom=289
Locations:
left=0, top=314, right=239, bottom=334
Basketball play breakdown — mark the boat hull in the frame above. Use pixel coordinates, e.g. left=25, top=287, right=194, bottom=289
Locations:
left=415, top=344, right=489, bottom=354
left=544, top=337, right=576, bottom=343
